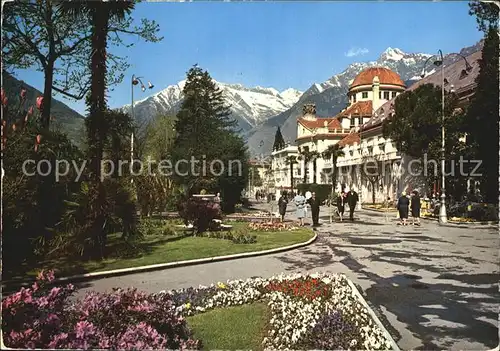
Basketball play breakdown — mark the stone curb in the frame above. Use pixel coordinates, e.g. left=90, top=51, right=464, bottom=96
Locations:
left=420, top=216, right=498, bottom=228
left=346, top=279, right=400, bottom=351
left=2, top=232, right=318, bottom=290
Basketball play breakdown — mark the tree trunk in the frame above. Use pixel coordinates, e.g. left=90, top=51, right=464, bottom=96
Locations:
left=89, top=9, right=110, bottom=260
left=41, top=4, right=55, bottom=130
left=313, top=159, right=317, bottom=184
left=303, top=159, right=307, bottom=183
left=372, top=182, right=376, bottom=204
left=290, top=163, right=294, bottom=192
left=41, top=59, right=55, bottom=130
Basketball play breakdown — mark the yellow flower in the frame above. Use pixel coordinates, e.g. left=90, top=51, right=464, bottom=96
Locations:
left=184, top=302, right=191, bottom=309
left=217, top=282, right=226, bottom=289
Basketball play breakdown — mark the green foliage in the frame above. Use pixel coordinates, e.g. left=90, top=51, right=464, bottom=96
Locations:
left=469, top=1, right=499, bottom=32
left=273, top=126, right=286, bottom=151
left=171, top=65, right=248, bottom=212
left=142, top=114, right=177, bottom=160
left=178, top=198, right=223, bottom=233
left=2, top=95, right=84, bottom=270
left=322, top=144, right=344, bottom=188
left=465, top=27, right=499, bottom=203
left=382, top=84, right=470, bottom=200
left=296, top=184, right=331, bottom=203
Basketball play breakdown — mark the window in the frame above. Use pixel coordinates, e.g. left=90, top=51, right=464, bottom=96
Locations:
left=383, top=91, right=390, bottom=100
left=391, top=91, right=397, bottom=98
left=358, top=117, right=363, bottom=125
left=362, top=92, right=368, bottom=98
left=379, top=92, right=382, bottom=99
left=350, top=118, right=355, bottom=128
left=353, top=94, right=357, bottom=103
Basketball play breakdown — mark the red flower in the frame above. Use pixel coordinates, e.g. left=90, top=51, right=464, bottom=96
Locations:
left=28, top=106, right=34, bottom=115
left=36, top=96, right=44, bottom=110
left=20, top=89, right=27, bottom=99
left=36, top=135, right=42, bottom=144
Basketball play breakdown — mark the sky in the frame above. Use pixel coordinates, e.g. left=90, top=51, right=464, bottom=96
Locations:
left=13, top=1, right=484, bottom=115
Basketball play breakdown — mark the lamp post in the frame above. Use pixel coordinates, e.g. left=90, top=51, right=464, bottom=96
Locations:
left=131, top=74, right=154, bottom=182
left=420, top=51, right=473, bottom=224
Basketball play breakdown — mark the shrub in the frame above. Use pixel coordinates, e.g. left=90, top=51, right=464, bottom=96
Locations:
left=2, top=270, right=201, bottom=350
left=178, top=197, right=222, bottom=233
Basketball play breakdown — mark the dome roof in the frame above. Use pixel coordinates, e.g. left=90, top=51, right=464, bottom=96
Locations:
left=350, top=67, right=405, bottom=89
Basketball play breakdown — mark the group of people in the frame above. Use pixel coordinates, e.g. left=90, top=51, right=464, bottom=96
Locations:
left=396, top=190, right=421, bottom=225
left=277, top=188, right=360, bottom=227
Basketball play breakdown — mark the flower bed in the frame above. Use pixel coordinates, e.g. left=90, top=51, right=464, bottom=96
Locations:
left=248, top=221, right=299, bottom=232
left=161, top=273, right=398, bottom=350
left=2, top=271, right=201, bottom=350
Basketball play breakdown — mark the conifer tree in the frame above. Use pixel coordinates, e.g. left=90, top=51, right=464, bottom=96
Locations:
left=172, top=65, right=248, bottom=209
left=465, top=27, right=499, bottom=203
left=273, top=126, right=286, bottom=151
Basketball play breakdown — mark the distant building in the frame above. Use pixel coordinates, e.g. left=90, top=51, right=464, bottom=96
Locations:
left=248, top=158, right=272, bottom=197
left=270, top=144, right=300, bottom=198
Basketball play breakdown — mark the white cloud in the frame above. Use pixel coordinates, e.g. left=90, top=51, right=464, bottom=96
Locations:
left=345, top=47, right=369, bottom=57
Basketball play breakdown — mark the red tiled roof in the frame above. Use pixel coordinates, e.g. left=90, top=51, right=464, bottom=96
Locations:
left=338, top=132, right=360, bottom=147
left=298, top=117, right=342, bottom=131
left=336, top=101, right=373, bottom=118
left=351, top=67, right=405, bottom=88
left=359, top=50, right=482, bottom=133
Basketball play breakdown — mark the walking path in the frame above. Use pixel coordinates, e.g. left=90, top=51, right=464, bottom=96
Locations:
left=74, top=202, right=499, bottom=350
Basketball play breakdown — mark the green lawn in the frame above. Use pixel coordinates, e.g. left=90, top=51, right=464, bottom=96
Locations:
left=187, top=302, right=269, bottom=350
left=5, top=221, right=314, bottom=281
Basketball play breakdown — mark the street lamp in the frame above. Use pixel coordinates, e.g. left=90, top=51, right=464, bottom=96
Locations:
left=420, top=51, right=473, bottom=224
left=131, top=74, right=154, bottom=182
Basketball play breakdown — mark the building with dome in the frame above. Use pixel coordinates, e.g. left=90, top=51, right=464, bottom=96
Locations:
left=286, top=50, right=481, bottom=204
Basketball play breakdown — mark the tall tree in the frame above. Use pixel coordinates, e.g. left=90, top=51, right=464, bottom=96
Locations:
left=60, top=0, right=162, bottom=258
left=465, top=27, right=499, bottom=203
left=322, top=144, right=345, bottom=193
left=171, top=65, right=244, bottom=202
left=285, top=155, right=297, bottom=192
left=299, top=148, right=314, bottom=184
left=2, top=1, right=90, bottom=129
left=469, top=1, right=499, bottom=32
left=273, top=126, right=286, bottom=151
left=383, top=84, right=468, bottom=199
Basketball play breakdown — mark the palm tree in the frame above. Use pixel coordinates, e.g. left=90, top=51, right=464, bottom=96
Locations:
left=60, top=0, right=135, bottom=259
left=310, top=151, right=320, bottom=184
left=298, top=149, right=313, bottom=184
left=285, top=155, right=297, bottom=192
left=322, top=144, right=345, bottom=196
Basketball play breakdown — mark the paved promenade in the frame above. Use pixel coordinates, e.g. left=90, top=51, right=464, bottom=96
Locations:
left=74, top=203, right=499, bottom=350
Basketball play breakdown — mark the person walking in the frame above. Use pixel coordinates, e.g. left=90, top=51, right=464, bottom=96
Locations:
left=278, top=191, right=288, bottom=222
left=347, top=188, right=359, bottom=221
left=337, top=191, right=346, bottom=222
left=294, top=191, right=307, bottom=226
left=397, top=191, right=410, bottom=225
left=411, top=190, right=421, bottom=225
left=308, top=192, right=321, bottom=227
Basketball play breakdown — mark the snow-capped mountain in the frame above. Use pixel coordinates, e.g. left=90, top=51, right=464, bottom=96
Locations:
left=245, top=40, right=483, bottom=156
left=121, top=80, right=303, bottom=132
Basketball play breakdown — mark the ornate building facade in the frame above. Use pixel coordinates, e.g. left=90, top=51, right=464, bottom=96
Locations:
left=288, top=50, right=481, bottom=204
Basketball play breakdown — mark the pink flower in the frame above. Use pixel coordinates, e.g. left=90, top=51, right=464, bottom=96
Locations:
left=36, top=96, right=44, bottom=110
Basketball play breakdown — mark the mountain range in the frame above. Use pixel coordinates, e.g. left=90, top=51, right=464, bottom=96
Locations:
left=121, top=80, right=303, bottom=132
left=4, top=40, right=482, bottom=155
left=244, top=41, right=483, bottom=157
